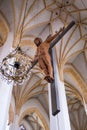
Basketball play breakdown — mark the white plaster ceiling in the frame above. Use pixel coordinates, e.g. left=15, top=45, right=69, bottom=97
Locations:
left=0, top=0, right=87, bottom=129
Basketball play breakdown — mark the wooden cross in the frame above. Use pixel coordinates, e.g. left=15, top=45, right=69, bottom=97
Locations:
left=27, top=21, right=75, bottom=116
left=49, top=21, right=75, bottom=115
left=50, top=48, right=60, bottom=116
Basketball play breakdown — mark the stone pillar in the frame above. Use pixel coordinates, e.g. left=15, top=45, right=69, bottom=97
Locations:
left=57, top=81, right=71, bottom=130
left=48, top=48, right=71, bottom=130
left=0, top=80, right=13, bottom=130
left=0, top=32, right=14, bottom=130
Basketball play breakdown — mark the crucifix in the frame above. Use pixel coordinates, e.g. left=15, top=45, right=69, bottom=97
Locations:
left=28, top=21, right=75, bottom=116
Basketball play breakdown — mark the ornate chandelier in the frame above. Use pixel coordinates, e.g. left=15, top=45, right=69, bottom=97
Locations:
left=0, top=0, right=32, bottom=85
left=0, top=47, right=32, bottom=84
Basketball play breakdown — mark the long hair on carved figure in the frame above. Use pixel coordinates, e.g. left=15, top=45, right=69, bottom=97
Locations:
left=34, top=37, right=42, bottom=47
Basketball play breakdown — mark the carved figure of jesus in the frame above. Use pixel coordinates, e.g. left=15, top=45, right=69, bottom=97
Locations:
left=33, top=27, right=64, bottom=83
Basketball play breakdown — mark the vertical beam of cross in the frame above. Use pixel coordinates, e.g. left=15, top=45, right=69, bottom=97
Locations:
left=50, top=48, right=60, bottom=116
left=49, top=21, right=75, bottom=116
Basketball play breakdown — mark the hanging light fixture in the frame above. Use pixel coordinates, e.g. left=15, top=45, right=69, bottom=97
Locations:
left=0, top=0, right=32, bottom=85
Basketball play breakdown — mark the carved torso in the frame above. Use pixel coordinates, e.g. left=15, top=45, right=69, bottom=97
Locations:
left=37, top=41, right=50, bottom=58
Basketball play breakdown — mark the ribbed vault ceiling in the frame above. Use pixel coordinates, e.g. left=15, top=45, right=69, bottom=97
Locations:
left=0, top=0, right=87, bottom=130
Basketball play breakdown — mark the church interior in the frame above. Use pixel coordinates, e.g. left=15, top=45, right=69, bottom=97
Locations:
left=0, top=0, right=87, bottom=130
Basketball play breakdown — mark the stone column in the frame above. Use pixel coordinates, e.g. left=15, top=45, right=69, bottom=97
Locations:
left=56, top=80, right=71, bottom=130
left=0, top=80, right=13, bottom=130
left=0, top=32, right=14, bottom=130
